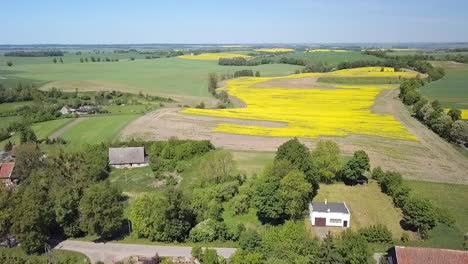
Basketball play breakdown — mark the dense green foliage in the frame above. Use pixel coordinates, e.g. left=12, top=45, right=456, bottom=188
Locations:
left=341, top=150, right=370, bottom=185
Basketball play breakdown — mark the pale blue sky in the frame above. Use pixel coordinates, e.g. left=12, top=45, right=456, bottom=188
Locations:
left=2, top=0, right=468, bottom=44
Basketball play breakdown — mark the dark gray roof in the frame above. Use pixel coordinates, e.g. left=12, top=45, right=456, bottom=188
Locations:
left=311, top=202, right=349, bottom=214
left=109, top=147, right=146, bottom=165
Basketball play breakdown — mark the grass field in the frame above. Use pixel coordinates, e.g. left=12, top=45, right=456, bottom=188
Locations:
left=178, top=53, right=251, bottom=60
left=1, top=57, right=302, bottom=98
left=61, top=114, right=139, bottom=149
left=231, top=150, right=275, bottom=175
left=313, top=182, right=408, bottom=238
left=109, top=166, right=160, bottom=196
left=420, top=62, right=468, bottom=108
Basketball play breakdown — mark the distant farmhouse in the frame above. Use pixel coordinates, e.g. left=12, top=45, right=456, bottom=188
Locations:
left=60, top=105, right=95, bottom=115
left=309, top=200, right=350, bottom=228
left=109, top=147, right=149, bottom=168
left=60, top=106, right=76, bottom=115
left=387, top=246, right=468, bottom=264
left=0, top=162, right=15, bottom=186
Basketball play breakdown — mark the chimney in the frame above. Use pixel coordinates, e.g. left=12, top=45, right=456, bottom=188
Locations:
left=327, top=208, right=330, bottom=213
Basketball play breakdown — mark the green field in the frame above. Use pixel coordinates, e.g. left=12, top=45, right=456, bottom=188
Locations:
left=405, top=180, right=468, bottom=248
left=1, top=57, right=302, bottom=98
left=109, top=166, right=160, bottom=195
left=420, top=62, right=468, bottom=108
left=61, top=114, right=139, bottom=149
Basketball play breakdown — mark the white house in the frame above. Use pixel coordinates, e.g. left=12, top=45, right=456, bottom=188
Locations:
left=60, top=106, right=76, bottom=115
left=309, top=200, right=350, bottom=228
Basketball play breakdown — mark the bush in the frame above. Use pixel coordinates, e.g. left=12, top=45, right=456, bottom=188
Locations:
left=189, top=219, right=230, bottom=242
left=239, top=229, right=262, bottom=252
left=358, top=224, right=393, bottom=243
left=234, top=69, right=254, bottom=78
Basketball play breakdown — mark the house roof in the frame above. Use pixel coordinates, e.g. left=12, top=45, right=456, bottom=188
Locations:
left=394, top=246, right=468, bottom=264
left=0, top=162, right=15, bottom=179
left=109, top=147, right=146, bottom=165
left=311, top=201, right=349, bottom=214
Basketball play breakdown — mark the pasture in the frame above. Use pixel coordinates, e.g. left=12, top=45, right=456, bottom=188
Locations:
left=420, top=61, right=468, bottom=108
left=2, top=57, right=302, bottom=98
left=313, top=182, right=409, bottom=238
left=183, top=67, right=418, bottom=140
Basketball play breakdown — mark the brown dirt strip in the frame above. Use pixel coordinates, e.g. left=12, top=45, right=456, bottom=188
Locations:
left=49, top=118, right=88, bottom=139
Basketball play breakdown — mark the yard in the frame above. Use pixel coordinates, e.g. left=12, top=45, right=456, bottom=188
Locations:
left=313, top=182, right=409, bottom=239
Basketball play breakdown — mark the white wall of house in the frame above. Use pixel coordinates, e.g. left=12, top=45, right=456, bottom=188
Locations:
left=111, top=162, right=149, bottom=169
left=309, top=204, right=350, bottom=228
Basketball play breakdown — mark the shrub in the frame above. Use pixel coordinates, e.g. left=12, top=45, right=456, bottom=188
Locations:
left=239, top=229, right=262, bottom=252
left=401, top=233, right=410, bottom=243
left=358, top=224, right=393, bottom=243
left=189, top=219, right=230, bottom=242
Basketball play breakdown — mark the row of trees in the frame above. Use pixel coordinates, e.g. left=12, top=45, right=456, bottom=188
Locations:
left=399, top=78, right=468, bottom=143
left=4, top=50, right=64, bottom=57
left=79, top=57, right=119, bottom=63
left=372, top=168, right=454, bottom=238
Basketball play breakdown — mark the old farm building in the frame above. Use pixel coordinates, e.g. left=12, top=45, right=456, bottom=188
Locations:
left=387, top=246, right=468, bottom=264
left=309, top=200, right=350, bottom=228
left=0, top=162, right=15, bottom=186
left=109, top=147, right=148, bottom=168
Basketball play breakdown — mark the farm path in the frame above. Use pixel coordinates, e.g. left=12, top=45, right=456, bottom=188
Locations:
left=54, top=240, right=236, bottom=264
left=49, top=117, right=88, bottom=139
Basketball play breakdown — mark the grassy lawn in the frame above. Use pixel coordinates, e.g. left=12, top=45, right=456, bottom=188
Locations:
left=0, top=101, right=32, bottom=114
left=61, top=114, right=139, bottom=149
left=404, top=180, right=468, bottom=249
left=313, top=182, right=409, bottom=238
left=231, top=150, right=275, bottom=175
left=109, top=166, right=161, bottom=196
left=2, top=57, right=302, bottom=97
left=0, top=116, right=21, bottom=129
left=421, top=61, right=468, bottom=108
left=318, top=76, right=403, bottom=85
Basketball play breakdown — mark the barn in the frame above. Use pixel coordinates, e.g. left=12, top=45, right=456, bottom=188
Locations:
left=387, top=246, right=468, bottom=264
left=0, top=162, right=15, bottom=186
left=108, top=147, right=148, bottom=168
left=309, top=200, right=350, bottom=228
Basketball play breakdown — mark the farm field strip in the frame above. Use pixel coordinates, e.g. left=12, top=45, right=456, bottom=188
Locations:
left=177, top=53, right=251, bottom=60
left=254, top=48, right=295, bottom=53
left=183, top=67, right=419, bottom=140
left=308, top=49, right=348, bottom=52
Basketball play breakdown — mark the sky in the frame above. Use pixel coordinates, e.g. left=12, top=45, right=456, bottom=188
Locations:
left=2, top=0, right=468, bottom=44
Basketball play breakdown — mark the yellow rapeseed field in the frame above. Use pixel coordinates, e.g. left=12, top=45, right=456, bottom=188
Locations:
left=178, top=53, right=251, bottom=60
left=183, top=67, right=419, bottom=140
left=308, top=49, right=348, bottom=52
left=254, top=48, right=295, bottom=53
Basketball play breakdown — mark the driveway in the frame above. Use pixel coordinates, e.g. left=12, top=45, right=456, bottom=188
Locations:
left=54, top=240, right=237, bottom=264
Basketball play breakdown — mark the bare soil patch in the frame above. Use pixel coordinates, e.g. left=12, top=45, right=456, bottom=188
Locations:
left=254, top=77, right=324, bottom=88
left=121, top=91, right=468, bottom=184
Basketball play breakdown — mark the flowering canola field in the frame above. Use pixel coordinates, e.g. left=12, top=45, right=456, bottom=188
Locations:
left=254, top=48, right=295, bottom=53
left=183, top=67, right=419, bottom=140
left=178, top=53, right=251, bottom=60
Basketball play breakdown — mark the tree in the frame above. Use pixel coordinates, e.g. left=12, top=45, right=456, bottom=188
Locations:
left=341, top=150, right=370, bottom=185
left=0, top=184, right=13, bottom=242
left=311, top=140, right=342, bottom=183
left=12, top=171, right=54, bottom=254
left=80, top=57, right=84, bottom=63
left=59, top=58, right=63, bottom=63
left=431, top=113, right=453, bottom=138
left=208, top=73, right=218, bottom=96
left=6, top=61, right=13, bottom=67
left=52, top=58, right=57, bottom=63
left=276, top=138, right=318, bottom=195
left=339, top=230, right=371, bottom=264
left=3, top=140, right=13, bottom=152
left=79, top=181, right=124, bottom=239
left=319, top=232, right=343, bottom=264
left=239, top=229, right=261, bottom=252
left=450, top=120, right=468, bottom=142
left=448, top=109, right=462, bottom=121
left=13, top=143, right=43, bottom=183
left=199, top=150, right=237, bottom=184
left=19, top=126, right=37, bottom=143
left=255, top=71, right=260, bottom=77
left=279, top=170, right=311, bottom=218
left=402, top=197, right=437, bottom=238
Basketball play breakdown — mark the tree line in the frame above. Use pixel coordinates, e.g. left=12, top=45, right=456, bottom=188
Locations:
left=399, top=78, right=468, bottom=144
left=4, top=50, right=64, bottom=57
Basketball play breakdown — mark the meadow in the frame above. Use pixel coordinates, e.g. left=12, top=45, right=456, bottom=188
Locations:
left=183, top=67, right=418, bottom=140
left=60, top=114, right=139, bottom=149
left=254, top=48, right=295, bottom=53
left=178, top=53, right=251, bottom=60
left=420, top=61, right=468, bottom=108
left=1, top=57, right=302, bottom=98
